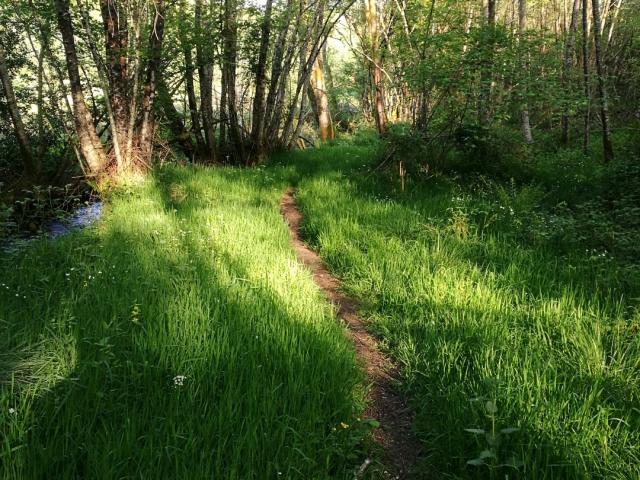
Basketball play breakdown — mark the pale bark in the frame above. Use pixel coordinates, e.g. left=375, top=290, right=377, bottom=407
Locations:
left=54, top=0, right=108, bottom=175
left=582, top=0, right=591, bottom=154
left=308, top=48, right=335, bottom=140
left=365, top=0, right=387, bottom=133
left=0, top=47, right=38, bottom=176
left=518, top=0, right=533, bottom=143
left=479, top=0, right=496, bottom=125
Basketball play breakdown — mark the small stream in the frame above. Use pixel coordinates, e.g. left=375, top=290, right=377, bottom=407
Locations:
left=2, top=201, right=103, bottom=252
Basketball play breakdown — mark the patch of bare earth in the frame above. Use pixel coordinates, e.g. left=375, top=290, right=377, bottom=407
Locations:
left=280, top=187, right=420, bottom=478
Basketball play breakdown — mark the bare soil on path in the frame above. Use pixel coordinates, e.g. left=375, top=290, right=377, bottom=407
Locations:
left=280, top=187, right=420, bottom=478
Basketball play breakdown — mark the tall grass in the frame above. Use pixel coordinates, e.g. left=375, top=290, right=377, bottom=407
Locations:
left=288, top=139, right=640, bottom=479
left=0, top=165, right=366, bottom=479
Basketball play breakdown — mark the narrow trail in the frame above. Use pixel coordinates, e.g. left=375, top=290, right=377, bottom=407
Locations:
left=280, top=187, right=419, bottom=478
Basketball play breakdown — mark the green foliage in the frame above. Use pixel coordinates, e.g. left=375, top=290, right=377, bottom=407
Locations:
left=0, top=164, right=367, bottom=479
left=289, top=138, right=640, bottom=479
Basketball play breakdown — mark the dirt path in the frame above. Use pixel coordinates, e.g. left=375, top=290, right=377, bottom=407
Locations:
left=280, top=187, right=419, bottom=478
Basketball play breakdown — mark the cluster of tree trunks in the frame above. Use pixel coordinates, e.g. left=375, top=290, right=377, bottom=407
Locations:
left=1, top=0, right=625, bottom=181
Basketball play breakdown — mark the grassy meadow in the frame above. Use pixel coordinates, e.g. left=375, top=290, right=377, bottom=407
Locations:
left=284, top=135, right=640, bottom=479
left=2, top=133, right=640, bottom=479
left=0, top=165, right=369, bottom=479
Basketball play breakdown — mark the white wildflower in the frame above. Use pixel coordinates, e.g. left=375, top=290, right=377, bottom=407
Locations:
left=173, top=375, right=187, bottom=386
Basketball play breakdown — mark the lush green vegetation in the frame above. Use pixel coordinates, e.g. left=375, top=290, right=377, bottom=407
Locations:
left=283, top=132, right=640, bottom=478
left=2, top=130, right=640, bottom=478
left=1, top=165, right=373, bottom=479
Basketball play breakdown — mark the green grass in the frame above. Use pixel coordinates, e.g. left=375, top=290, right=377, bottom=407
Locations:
left=2, top=134, right=639, bottom=479
left=0, top=165, right=368, bottom=479
left=284, top=138, right=640, bottom=479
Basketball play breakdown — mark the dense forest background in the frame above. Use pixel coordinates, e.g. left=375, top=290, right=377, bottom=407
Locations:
left=1, top=0, right=638, bottom=185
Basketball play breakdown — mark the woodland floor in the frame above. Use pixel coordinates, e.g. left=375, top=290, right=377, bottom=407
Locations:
left=2, top=136, right=640, bottom=479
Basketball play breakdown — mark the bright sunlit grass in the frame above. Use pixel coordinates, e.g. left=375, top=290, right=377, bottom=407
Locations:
left=288, top=140, right=640, bottom=479
left=2, top=138, right=639, bottom=479
left=0, top=164, right=366, bottom=479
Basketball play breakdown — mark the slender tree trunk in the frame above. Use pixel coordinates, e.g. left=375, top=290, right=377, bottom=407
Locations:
left=561, top=0, right=580, bottom=144
left=308, top=48, right=335, bottom=140
left=263, top=0, right=293, bottom=145
left=518, top=0, right=534, bottom=143
left=182, top=41, right=205, bottom=154
left=138, top=0, right=166, bottom=163
left=591, top=0, right=614, bottom=161
left=250, top=0, right=274, bottom=163
left=0, top=47, right=39, bottom=177
left=54, top=0, right=108, bottom=175
left=222, top=0, right=245, bottom=163
left=195, top=0, right=217, bottom=161
left=100, top=0, right=129, bottom=168
left=35, top=33, right=47, bottom=162
left=479, top=0, right=496, bottom=126
left=78, top=0, right=125, bottom=170
left=582, top=0, right=591, bottom=154
left=365, top=0, right=387, bottom=133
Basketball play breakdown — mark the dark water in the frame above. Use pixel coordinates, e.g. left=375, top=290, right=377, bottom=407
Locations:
left=42, top=201, right=103, bottom=237
left=2, top=201, right=102, bottom=252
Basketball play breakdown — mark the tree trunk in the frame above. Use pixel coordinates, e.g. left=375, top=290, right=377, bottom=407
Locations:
left=250, top=0, right=274, bottom=164
left=365, top=0, right=387, bottom=133
left=99, top=0, right=129, bottom=165
left=138, top=0, right=166, bottom=164
left=590, top=0, right=614, bottom=161
left=157, top=76, right=195, bottom=158
left=479, top=0, right=496, bottom=126
left=0, top=47, right=39, bottom=177
left=561, top=0, right=580, bottom=144
left=518, top=0, right=534, bottom=143
left=308, top=48, right=335, bottom=141
left=582, top=0, right=591, bottom=154
left=54, top=0, right=108, bottom=175
left=182, top=42, right=206, bottom=155
left=222, top=0, right=246, bottom=163
left=195, top=0, right=217, bottom=161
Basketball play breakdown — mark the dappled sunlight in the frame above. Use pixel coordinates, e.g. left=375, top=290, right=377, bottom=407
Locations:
left=291, top=143, right=640, bottom=478
left=0, top=163, right=366, bottom=478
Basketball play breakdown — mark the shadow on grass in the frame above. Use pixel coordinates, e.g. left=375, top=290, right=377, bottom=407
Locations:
left=279, top=144, right=640, bottom=478
left=1, top=165, right=364, bottom=479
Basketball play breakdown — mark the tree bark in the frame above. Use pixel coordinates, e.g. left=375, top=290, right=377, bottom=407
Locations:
left=222, top=0, right=246, bottom=163
left=54, top=0, right=108, bottom=175
left=99, top=0, right=129, bottom=155
left=182, top=39, right=205, bottom=155
left=138, top=0, right=166, bottom=163
left=582, top=0, right=591, bottom=154
left=479, top=0, right=496, bottom=126
left=195, top=0, right=217, bottom=161
left=561, top=0, right=580, bottom=144
left=157, top=76, right=195, bottom=158
left=250, top=0, right=274, bottom=164
left=0, top=47, right=39, bottom=177
left=591, top=0, right=614, bottom=161
left=518, top=0, right=533, bottom=143
left=365, top=0, right=387, bottom=133
left=308, top=48, right=335, bottom=140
